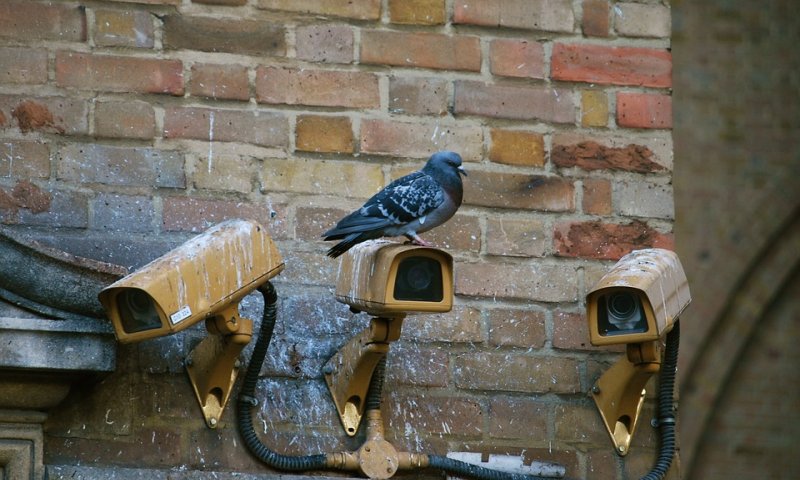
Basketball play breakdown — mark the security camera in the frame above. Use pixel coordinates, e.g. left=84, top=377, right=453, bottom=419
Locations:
left=99, top=219, right=284, bottom=343
left=586, top=248, right=691, bottom=346
left=98, top=219, right=284, bottom=428
left=334, top=240, right=454, bottom=316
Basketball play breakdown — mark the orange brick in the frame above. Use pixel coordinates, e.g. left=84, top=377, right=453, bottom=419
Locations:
left=582, top=178, right=612, bottom=215
left=488, top=129, right=545, bottom=166
left=295, top=115, right=353, bottom=153
left=582, top=0, right=610, bottom=37
left=552, top=43, right=672, bottom=88
left=55, top=52, right=183, bottom=95
left=361, top=30, right=481, bottom=72
left=489, top=39, right=545, bottom=79
left=617, top=92, right=673, bottom=129
left=553, top=220, right=674, bottom=260
left=190, top=64, right=250, bottom=101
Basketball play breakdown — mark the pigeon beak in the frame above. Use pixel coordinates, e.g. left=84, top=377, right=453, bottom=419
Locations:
left=458, top=165, right=468, bottom=177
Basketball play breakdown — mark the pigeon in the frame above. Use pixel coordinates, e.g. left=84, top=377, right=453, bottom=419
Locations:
left=322, top=151, right=467, bottom=258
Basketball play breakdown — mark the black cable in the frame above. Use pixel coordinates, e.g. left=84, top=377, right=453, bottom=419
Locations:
left=365, top=356, right=386, bottom=412
left=236, top=281, right=328, bottom=471
left=639, top=320, right=680, bottom=480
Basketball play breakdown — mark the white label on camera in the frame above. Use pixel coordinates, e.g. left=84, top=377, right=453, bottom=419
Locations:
left=170, top=306, right=192, bottom=325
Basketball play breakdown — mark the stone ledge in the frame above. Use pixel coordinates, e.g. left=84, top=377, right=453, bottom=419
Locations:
left=47, top=465, right=353, bottom=480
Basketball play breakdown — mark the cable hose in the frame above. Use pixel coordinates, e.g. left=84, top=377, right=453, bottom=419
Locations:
left=639, top=320, right=680, bottom=480
left=236, top=282, right=328, bottom=471
left=365, top=356, right=386, bottom=411
left=428, top=455, right=554, bottom=480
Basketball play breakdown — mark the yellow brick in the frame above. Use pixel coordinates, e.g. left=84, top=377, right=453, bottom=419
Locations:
left=261, top=158, right=383, bottom=198
left=296, top=115, right=353, bottom=153
left=581, top=90, right=609, bottom=127
left=389, top=0, right=445, bottom=25
left=488, top=129, right=545, bottom=166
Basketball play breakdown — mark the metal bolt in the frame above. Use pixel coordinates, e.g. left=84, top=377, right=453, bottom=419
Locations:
left=322, top=364, right=333, bottom=375
left=185, top=357, right=193, bottom=367
left=618, top=445, right=626, bottom=454
left=592, top=385, right=601, bottom=394
left=209, top=417, right=218, bottom=427
left=234, top=359, right=241, bottom=369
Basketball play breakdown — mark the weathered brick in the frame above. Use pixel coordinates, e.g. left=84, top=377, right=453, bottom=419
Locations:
left=193, top=0, right=246, bottom=5
left=464, top=171, right=574, bottom=212
left=454, top=353, right=581, bottom=393
left=94, top=9, right=154, bottom=48
left=0, top=141, right=50, bottom=178
left=0, top=48, right=48, bottom=84
left=58, top=144, right=185, bottom=188
left=295, top=115, right=354, bottom=153
left=617, top=92, right=672, bottom=129
left=614, top=180, right=674, bottom=219
left=261, top=158, right=383, bottom=199
left=582, top=178, right=613, bottom=215
left=389, top=0, right=445, bottom=25
left=403, top=306, right=483, bottom=343
left=552, top=43, right=672, bottom=88
left=456, top=261, right=578, bottom=302
left=294, top=206, right=349, bottom=241
left=191, top=154, right=257, bottom=193
left=454, top=0, right=574, bottom=33
left=258, top=378, right=340, bottom=427
left=55, top=52, right=183, bottom=95
left=1, top=180, right=51, bottom=223
left=17, top=188, right=89, bottom=228
left=361, top=30, right=480, bottom=72
left=386, top=393, right=483, bottom=436
left=489, top=39, right=545, bottom=79
left=163, top=107, right=288, bottom=148
left=486, top=217, right=548, bottom=257
left=162, top=197, right=278, bottom=233
left=1, top=96, right=88, bottom=135
left=387, top=344, right=449, bottom=387
left=489, top=397, right=548, bottom=439
left=582, top=0, right=610, bottom=37
left=614, top=3, right=671, bottom=39
left=295, top=24, right=354, bottom=64
left=257, top=0, right=380, bottom=20
left=553, top=220, right=674, bottom=260
left=256, top=67, right=379, bottom=109
left=488, top=129, right=545, bottom=167
left=415, top=213, right=481, bottom=252
left=554, top=402, right=609, bottom=445
left=361, top=119, right=483, bottom=161
left=454, top=81, right=574, bottom=123
left=389, top=76, right=448, bottom=116
left=581, top=90, right=609, bottom=127
left=488, top=309, right=546, bottom=348
left=163, top=15, right=285, bottom=56
left=0, top=2, right=86, bottom=42
left=552, top=310, right=596, bottom=351
left=552, top=139, right=666, bottom=173
left=587, top=449, right=622, bottom=480
left=91, top=194, right=154, bottom=233
left=94, top=100, right=155, bottom=140
left=189, top=64, right=250, bottom=101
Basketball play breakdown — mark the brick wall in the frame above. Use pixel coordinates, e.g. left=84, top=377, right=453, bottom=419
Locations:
left=0, top=1, right=675, bottom=478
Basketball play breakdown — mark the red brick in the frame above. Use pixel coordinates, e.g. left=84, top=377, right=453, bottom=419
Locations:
left=162, top=197, right=277, bottom=233
left=582, top=178, right=613, bottom=215
left=489, top=397, right=548, bottom=439
left=389, top=0, right=445, bottom=25
left=163, top=15, right=285, bottom=56
left=552, top=139, right=666, bottom=173
left=0, top=48, right=48, bottom=84
left=0, top=2, right=86, bottom=42
left=403, top=306, right=483, bottom=343
left=554, top=403, right=609, bottom=445
left=387, top=393, right=484, bottom=436
left=552, top=310, right=601, bottom=351
left=55, top=52, right=183, bottom=95
left=360, top=119, right=483, bottom=161
left=189, top=64, right=250, bottom=101
left=454, top=0, right=574, bottom=33
left=295, top=24, right=354, bottom=64
left=454, top=353, right=581, bottom=393
left=0, top=141, right=50, bottom=178
left=257, top=0, right=380, bottom=20
left=94, top=9, right=154, bottom=48
left=0, top=96, right=88, bottom=135
left=295, top=115, right=354, bottom=153
left=361, top=30, right=481, bottom=72
left=58, top=144, right=185, bottom=188
left=95, top=100, right=155, bottom=140
left=464, top=171, right=574, bottom=212
left=389, top=76, right=448, bottom=116
left=256, top=67, right=379, bottom=109
left=488, top=309, right=546, bottom=348
left=617, top=92, right=673, bottom=129
left=387, top=344, right=449, bottom=387
left=163, top=107, right=288, bottom=148
left=582, top=0, right=610, bottom=37
left=486, top=217, right=548, bottom=257
left=488, top=129, right=545, bottom=167
left=552, top=43, right=672, bottom=88
left=454, top=81, right=574, bottom=123
left=456, top=262, right=578, bottom=302
left=553, top=220, right=674, bottom=260
left=587, top=449, right=622, bottom=480
left=489, top=39, right=545, bottom=79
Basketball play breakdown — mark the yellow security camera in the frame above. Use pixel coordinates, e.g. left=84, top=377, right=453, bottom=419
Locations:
left=325, top=241, right=454, bottom=436
left=585, top=248, right=691, bottom=457
left=98, top=219, right=284, bottom=428
left=334, top=240, right=454, bottom=316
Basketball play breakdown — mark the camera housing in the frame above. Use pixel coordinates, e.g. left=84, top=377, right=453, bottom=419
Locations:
left=586, top=248, right=691, bottom=346
left=334, top=240, right=453, bottom=316
left=99, top=219, right=284, bottom=343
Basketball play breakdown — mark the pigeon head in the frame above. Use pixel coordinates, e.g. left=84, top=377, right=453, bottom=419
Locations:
left=423, top=151, right=467, bottom=179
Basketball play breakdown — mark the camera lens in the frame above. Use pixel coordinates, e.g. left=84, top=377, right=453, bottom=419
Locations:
left=405, top=263, right=433, bottom=291
left=393, top=256, right=443, bottom=302
left=119, top=289, right=161, bottom=333
left=599, top=292, right=646, bottom=335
